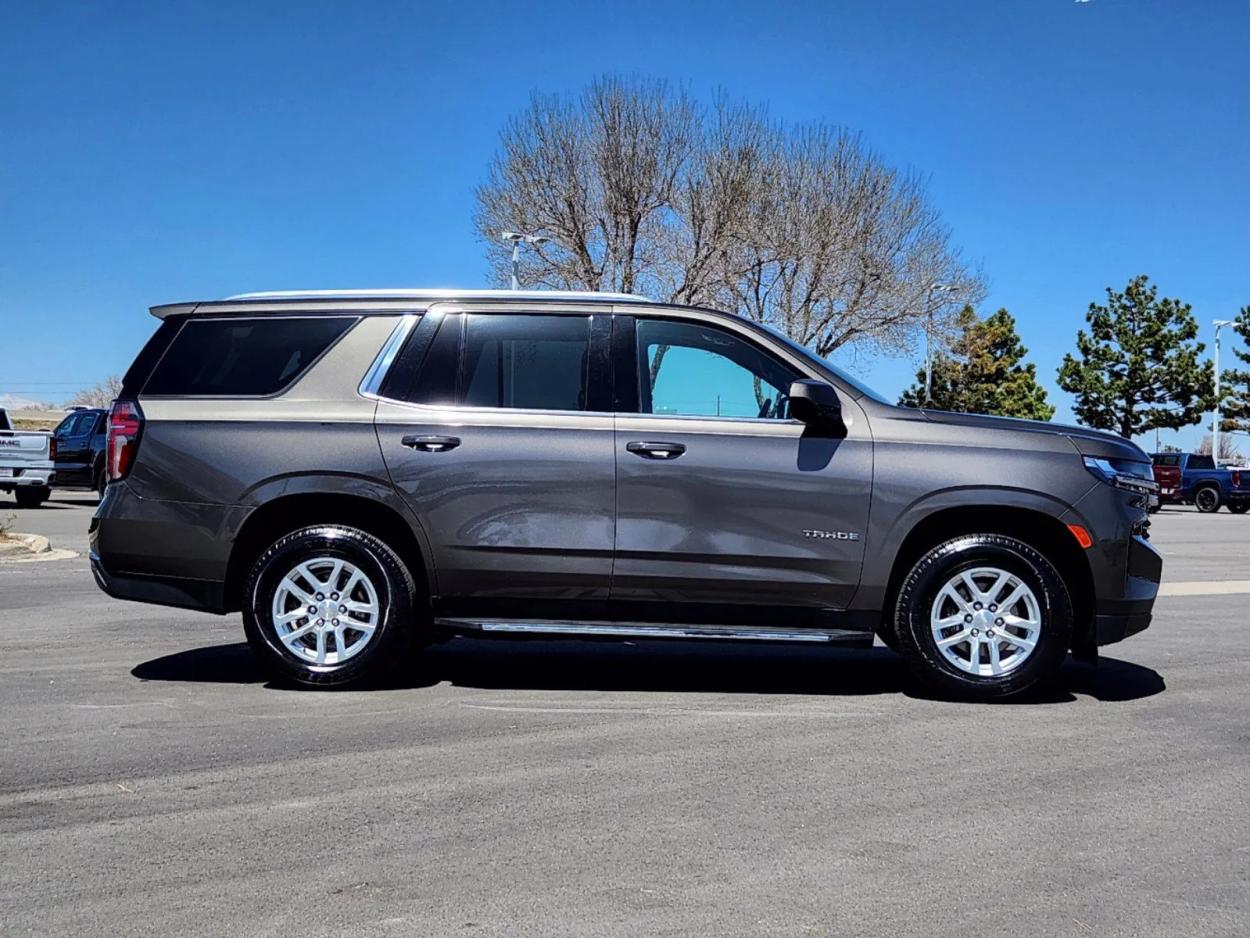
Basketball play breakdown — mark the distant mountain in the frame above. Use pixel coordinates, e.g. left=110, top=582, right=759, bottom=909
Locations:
left=0, top=394, right=56, bottom=411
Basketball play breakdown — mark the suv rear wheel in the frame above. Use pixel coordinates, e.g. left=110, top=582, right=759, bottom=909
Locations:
left=894, top=534, right=1072, bottom=700
left=243, top=525, right=421, bottom=688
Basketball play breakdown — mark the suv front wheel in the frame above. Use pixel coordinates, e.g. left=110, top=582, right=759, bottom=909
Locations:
left=894, top=534, right=1072, bottom=700
left=243, top=525, right=421, bottom=688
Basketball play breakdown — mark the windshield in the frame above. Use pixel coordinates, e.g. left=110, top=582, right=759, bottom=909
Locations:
left=751, top=320, right=890, bottom=404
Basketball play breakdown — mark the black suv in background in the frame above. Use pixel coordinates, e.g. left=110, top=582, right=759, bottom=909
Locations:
left=90, top=289, right=1162, bottom=700
left=52, top=408, right=109, bottom=496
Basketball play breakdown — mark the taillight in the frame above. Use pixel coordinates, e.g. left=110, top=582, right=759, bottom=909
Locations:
left=49, top=436, right=57, bottom=460
left=106, top=399, right=144, bottom=482
left=1235, top=469, right=1243, bottom=488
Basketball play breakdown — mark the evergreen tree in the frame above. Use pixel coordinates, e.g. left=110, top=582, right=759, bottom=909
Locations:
left=899, top=306, right=1055, bottom=420
left=1057, top=275, right=1213, bottom=438
left=1219, top=305, right=1250, bottom=434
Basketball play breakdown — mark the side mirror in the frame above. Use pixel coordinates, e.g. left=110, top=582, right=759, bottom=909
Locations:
left=788, top=379, right=845, bottom=434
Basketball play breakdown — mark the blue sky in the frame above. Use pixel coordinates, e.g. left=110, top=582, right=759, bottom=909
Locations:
left=2, top=0, right=1246, bottom=450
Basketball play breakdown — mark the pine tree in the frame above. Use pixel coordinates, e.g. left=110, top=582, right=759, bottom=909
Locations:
left=1219, top=305, right=1250, bottom=434
left=899, top=306, right=1055, bottom=420
left=1057, top=275, right=1213, bottom=438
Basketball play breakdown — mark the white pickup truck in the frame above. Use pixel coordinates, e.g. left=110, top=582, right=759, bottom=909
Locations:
left=0, top=408, right=55, bottom=507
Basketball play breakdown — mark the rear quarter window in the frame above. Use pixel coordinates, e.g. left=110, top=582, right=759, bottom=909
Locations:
left=142, top=317, right=357, bottom=397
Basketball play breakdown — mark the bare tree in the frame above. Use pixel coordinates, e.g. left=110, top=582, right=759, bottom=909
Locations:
left=475, top=76, right=983, bottom=358
left=1196, top=432, right=1243, bottom=463
left=68, top=376, right=123, bottom=409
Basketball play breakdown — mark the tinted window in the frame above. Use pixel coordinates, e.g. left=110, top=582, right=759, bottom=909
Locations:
left=60, top=413, right=92, bottom=436
left=636, top=319, right=798, bottom=419
left=400, top=314, right=592, bottom=412
left=1189, top=454, right=1216, bottom=470
left=1153, top=454, right=1180, bottom=467
left=143, top=317, right=355, bottom=397
left=405, top=314, right=463, bottom=406
left=462, top=315, right=589, bottom=411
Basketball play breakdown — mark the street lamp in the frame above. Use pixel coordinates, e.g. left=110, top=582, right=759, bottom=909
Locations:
left=499, top=231, right=550, bottom=290
left=924, top=283, right=959, bottom=406
left=1213, top=319, right=1234, bottom=465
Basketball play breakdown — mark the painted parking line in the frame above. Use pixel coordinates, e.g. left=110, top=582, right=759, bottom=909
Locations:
left=1158, top=581, right=1250, bottom=597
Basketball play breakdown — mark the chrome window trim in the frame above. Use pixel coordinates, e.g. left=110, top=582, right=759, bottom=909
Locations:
left=358, top=314, right=420, bottom=400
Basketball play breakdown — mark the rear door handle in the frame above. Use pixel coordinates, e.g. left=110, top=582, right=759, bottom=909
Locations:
left=626, top=441, right=686, bottom=460
left=402, top=434, right=461, bottom=453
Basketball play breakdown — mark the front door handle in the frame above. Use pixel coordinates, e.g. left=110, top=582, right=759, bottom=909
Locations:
left=626, top=441, right=686, bottom=460
left=402, top=434, right=461, bottom=453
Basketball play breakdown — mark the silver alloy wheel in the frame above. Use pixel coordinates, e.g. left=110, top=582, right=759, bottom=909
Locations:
left=270, top=556, right=380, bottom=666
left=929, top=566, right=1042, bottom=678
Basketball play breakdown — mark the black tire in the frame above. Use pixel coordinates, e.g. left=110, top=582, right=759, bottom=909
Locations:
left=95, top=466, right=107, bottom=500
left=894, top=534, right=1072, bottom=701
left=243, top=525, right=423, bottom=688
left=1194, top=485, right=1221, bottom=513
left=1229, top=502, right=1249, bottom=515
left=14, top=487, right=49, bottom=509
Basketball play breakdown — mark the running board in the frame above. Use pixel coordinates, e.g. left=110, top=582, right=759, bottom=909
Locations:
left=434, top=618, right=873, bottom=646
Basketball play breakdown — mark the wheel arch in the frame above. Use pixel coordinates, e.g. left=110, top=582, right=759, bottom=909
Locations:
left=877, top=502, right=1095, bottom=655
left=224, top=491, right=433, bottom=614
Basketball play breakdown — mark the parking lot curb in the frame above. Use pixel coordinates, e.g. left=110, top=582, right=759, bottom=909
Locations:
left=0, top=533, right=76, bottom=563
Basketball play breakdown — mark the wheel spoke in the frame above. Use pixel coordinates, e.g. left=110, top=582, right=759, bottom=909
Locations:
left=937, top=629, right=972, bottom=648
left=1003, top=613, right=1039, bottom=631
left=315, top=628, right=327, bottom=665
left=966, top=635, right=981, bottom=672
left=997, top=584, right=1028, bottom=614
left=282, top=622, right=316, bottom=646
left=985, top=572, right=1010, bottom=605
left=988, top=640, right=1003, bottom=675
left=325, top=559, right=345, bottom=593
left=938, top=585, right=969, bottom=614
left=274, top=608, right=306, bottom=624
left=960, top=572, right=983, bottom=602
left=280, top=577, right=315, bottom=605
left=333, top=626, right=347, bottom=660
left=1000, top=630, right=1036, bottom=650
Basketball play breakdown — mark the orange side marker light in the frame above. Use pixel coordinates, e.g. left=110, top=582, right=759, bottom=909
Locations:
left=1067, top=524, right=1093, bottom=549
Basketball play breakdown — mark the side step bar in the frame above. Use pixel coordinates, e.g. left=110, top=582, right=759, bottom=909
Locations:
left=434, top=618, right=874, bottom=646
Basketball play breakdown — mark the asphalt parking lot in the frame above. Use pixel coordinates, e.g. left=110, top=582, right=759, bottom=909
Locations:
left=2, top=493, right=1248, bottom=936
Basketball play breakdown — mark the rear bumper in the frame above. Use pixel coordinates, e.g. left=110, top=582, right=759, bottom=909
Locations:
left=90, top=550, right=226, bottom=613
left=0, top=467, right=54, bottom=489
left=89, top=482, right=239, bottom=614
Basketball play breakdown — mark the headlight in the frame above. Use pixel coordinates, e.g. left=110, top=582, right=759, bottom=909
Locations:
left=1083, top=456, right=1157, bottom=494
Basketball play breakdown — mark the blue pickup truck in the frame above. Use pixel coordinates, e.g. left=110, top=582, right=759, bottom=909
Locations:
left=1151, top=452, right=1250, bottom=514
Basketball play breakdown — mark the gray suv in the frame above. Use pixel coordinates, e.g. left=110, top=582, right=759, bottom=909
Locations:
left=91, top=289, right=1162, bottom=699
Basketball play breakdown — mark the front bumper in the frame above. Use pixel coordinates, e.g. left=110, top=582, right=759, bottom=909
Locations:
left=1093, top=533, right=1162, bottom=646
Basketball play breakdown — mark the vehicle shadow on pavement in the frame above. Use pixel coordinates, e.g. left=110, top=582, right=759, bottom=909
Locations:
left=131, top=639, right=1165, bottom=704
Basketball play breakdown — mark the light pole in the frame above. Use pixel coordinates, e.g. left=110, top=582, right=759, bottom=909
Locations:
left=924, top=283, right=959, bottom=406
left=500, top=231, right=550, bottom=290
left=1213, top=319, right=1234, bottom=465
